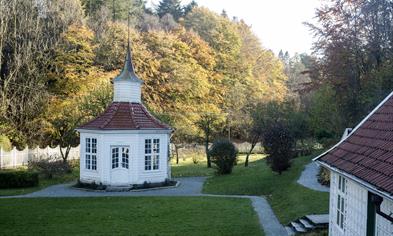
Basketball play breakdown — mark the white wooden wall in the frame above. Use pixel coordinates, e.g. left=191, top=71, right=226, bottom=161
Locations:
left=329, top=171, right=393, bottom=236
left=329, top=171, right=368, bottom=236
left=79, top=131, right=170, bottom=186
left=0, top=146, right=80, bottom=169
left=113, top=81, right=141, bottom=103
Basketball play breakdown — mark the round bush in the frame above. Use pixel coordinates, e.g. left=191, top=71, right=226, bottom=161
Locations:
left=208, top=139, right=238, bottom=175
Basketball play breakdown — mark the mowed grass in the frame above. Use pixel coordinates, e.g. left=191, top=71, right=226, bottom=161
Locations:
left=171, top=154, right=263, bottom=177
left=0, top=197, right=263, bottom=236
left=203, top=155, right=329, bottom=224
left=0, top=167, right=79, bottom=196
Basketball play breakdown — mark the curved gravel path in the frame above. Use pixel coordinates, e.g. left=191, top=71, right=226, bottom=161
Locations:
left=1, top=177, right=286, bottom=236
left=297, top=162, right=329, bottom=192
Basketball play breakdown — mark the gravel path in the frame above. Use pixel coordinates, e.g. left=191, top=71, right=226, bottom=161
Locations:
left=1, top=176, right=286, bottom=236
left=297, top=162, right=329, bottom=192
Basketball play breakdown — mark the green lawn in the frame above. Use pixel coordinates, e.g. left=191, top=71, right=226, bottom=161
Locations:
left=171, top=154, right=263, bottom=177
left=0, top=168, right=79, bottom=196
left=203, top=155, right=329, bottom=224
left=0, top=197, right=263, bottom=236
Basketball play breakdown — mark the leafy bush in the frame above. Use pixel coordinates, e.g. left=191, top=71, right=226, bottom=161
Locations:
left=0, top=135, right=12, bottom=151
left=28, top=156, right=71, bottom=179
left=263, top=122, right=294, bottom=174
left=317, top=167, right=330, bottom=186
left=0, top=171, right=39, bottom=188
left=208, top=139, right=238, bottom=175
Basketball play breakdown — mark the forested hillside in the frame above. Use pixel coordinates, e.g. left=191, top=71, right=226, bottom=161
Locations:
left=0, top=0, right=287, bottom=149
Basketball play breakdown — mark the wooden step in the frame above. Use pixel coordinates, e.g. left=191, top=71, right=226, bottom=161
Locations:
left=290, top=221, right=307, bottom=233
left=305, top=214, right=329, bottom=228
left=299, top=218, right=315, bottom=230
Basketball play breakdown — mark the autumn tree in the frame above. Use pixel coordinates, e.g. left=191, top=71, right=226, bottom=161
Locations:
left=0, top=0, right=83, bottom=148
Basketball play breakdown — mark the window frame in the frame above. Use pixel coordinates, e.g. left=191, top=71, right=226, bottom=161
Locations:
left=145, top=138, right=160, bottom=171
left=85, top=138, right=97, bottom=171
left=336, top=175, right=346, bottom=230
left=111, top=146, right=129, bottom=170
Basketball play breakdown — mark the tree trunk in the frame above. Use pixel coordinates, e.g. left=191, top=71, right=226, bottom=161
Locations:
left=245, top=135, right=258, bottom=167
left=175, top=144, right=179, bottom=164
left=59, top=146, right=71, bottom=163
left=205, top=133, right=211, bottom=168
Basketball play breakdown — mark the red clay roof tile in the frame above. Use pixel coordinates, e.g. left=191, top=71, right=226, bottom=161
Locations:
left=78, top=102, right=171, bottom=130
left=318, top=93, right=393, bottom=195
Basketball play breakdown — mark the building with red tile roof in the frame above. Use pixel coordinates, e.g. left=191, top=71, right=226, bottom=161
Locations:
left=314, top=92, right=393, bottom=235
left=76, top=43, right=171, bottom=187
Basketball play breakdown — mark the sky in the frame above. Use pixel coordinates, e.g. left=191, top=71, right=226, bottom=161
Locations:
left=147, top=0, right=322, bottom=55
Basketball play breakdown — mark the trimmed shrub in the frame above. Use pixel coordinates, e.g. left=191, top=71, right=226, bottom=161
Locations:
left=318, top=167, right=330, bottom=186
left=28, top=157, right=71, bottom=179
left=208, top=139, right=238, bottom=175
left=0, top=171, right=39, bottom=188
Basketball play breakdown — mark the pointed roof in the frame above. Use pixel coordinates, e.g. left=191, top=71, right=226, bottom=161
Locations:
left=113, top=42, right=143, bottom=83
left=314, top=91, right=393, bottom=198
left=78, top=102, right=171, bottom=130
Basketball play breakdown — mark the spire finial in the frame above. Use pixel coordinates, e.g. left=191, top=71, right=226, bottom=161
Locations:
left=112, top=11, right=142, bottom=84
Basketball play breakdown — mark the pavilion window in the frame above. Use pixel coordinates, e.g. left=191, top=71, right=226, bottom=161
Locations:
left=145, top=139, right=159, bottom=170
left=112, top=146, right=129, bottom=169
left=85, top=138, right=97, bottom=170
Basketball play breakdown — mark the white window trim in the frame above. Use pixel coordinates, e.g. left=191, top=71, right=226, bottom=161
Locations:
left=336, top=175, right=346, bottom=231
left=144, top=138, right=160, bottom=171
left=111, top=145, right=130, bottom=170
left=85, top=138, right=97, bottom=172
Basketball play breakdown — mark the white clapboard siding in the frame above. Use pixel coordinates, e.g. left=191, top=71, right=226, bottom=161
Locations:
left=113, top=81, right=141, bottom=103
left=0, top=145, right=80, bottom=169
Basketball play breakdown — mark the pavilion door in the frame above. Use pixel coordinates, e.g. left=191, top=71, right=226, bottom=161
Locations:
left=110, top=146, right=130, bottom=185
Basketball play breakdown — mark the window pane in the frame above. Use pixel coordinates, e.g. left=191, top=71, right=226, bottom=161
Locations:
left=85, top=138, right=91, bottom=153
left=153, top=155, right=159, bottom=170
left=338, top=176, right=341, bottom=191
left=92, top=155, right=97, bottom=170
left=92, top=138, right=97, bottom=153
left=85, top=154, right=91, bottom=169
left=122, top=147, right=129, bottom=169
left=145, top=155, right=151, bottom=170
left=145, top=139, right=151, bottom=154
left=341, top=197, right=344, bottom=211
left=112, top=148, right=119, bottom=169
left=153, top=139, right=160, bottom=153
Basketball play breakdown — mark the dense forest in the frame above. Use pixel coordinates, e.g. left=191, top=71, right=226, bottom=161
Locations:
left=1, top=0, right=393, bottom=157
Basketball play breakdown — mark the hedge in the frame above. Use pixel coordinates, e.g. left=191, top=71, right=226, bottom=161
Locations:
left=0, top=171, right=39, bottom=188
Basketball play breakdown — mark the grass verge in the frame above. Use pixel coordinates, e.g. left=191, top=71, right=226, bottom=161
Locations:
left=203, top=155, right=329, bottom=224
left=0, top=197, right=263, bottom=236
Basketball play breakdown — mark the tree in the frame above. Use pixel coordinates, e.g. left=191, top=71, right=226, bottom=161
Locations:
left=263, top=122, right=294, bottom=175
left=196, top=112, right=222, bottom=168
left=0, top=0, right=83, bottom=148
left=47, top=103, right=82, bottom=162
left=242, top=104, right=264, bottom=167
left=183, top=0, right=197, bottom=17
left=156, top=0, right=183, bottom=20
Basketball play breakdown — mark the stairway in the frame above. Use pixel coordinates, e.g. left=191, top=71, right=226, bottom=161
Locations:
left=285, top=214, right=329, bottom=235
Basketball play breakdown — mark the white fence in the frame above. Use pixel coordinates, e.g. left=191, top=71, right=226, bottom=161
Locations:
left=0, top=146, right=80, bottom=169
